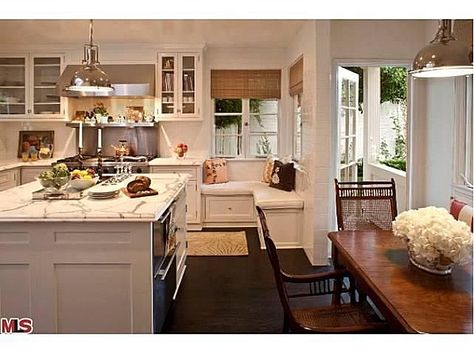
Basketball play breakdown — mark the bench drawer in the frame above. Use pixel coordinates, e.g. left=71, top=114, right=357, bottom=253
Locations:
left=204, top=196, right=255, bottom=222
left=150, top=166, right=197, bottom=180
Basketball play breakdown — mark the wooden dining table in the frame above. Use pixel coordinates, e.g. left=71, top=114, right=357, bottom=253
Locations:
left=328, top=230, right=473, bottom=334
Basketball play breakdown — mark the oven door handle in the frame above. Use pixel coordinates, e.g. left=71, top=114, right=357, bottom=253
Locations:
left=155, top=242, right=179, bottom=280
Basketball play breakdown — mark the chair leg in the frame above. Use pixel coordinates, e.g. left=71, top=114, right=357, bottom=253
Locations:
left=283, top=314, right=290, bottom=333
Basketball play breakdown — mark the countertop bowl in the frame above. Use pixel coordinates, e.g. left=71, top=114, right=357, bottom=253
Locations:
left=69, top=177, right=99, bottom=191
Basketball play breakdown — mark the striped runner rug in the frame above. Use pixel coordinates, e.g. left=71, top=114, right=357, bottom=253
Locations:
left=187, top=231, right=249, bottom=256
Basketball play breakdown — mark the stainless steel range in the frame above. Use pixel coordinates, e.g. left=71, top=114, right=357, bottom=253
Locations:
left=56, top=154, right=156, bottom=176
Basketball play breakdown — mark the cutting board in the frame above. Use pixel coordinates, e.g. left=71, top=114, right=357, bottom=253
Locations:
left=122, top=188, right=158, bottom=198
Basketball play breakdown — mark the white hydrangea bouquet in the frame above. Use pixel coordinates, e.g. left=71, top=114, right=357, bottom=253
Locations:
left=392, top=206, right=473, bottom=274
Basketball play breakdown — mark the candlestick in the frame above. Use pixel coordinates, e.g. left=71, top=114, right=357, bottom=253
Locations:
left=78, top=122, right=83, bottom=149
left=97, top=128, right=102, bottom=149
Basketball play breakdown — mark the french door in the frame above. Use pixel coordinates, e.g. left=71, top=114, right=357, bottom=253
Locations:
left=337, top=67, right=359, bottom=182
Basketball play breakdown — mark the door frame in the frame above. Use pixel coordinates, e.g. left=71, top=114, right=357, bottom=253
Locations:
left=330, top=59, right=412, bottom=230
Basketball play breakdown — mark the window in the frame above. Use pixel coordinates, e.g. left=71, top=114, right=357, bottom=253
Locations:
left=213, top=98, right=278, bottom=158
left=293, top=94, right=302, bottom=161
left=454, top=74, right=473, bottom=190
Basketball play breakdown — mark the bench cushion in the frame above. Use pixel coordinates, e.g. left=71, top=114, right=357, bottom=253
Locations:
left=201, top=181, right=303, bottom=210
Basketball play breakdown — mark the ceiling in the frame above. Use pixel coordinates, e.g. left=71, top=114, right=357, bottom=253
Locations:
left=0, top=20, right=307, bottom=47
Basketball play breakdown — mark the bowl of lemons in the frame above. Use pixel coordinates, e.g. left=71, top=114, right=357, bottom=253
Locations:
left=69, top=168, right=99, bottom=191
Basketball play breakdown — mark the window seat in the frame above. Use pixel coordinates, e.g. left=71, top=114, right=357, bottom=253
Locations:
left=201, top=181, right=304, bottom=248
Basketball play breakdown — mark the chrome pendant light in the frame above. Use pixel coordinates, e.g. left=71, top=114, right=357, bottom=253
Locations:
left=67, top=20, right=113, bottom=92
left=410, top=19, right=473, bottom=78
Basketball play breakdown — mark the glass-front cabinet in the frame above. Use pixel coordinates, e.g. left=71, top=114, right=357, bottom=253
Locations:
left=32, top=56, right=61, bottom=116
left=0, top=56, right=27, bottom=115
left=0, top=54, right=63, bottom=119
left=157, top=52, right=201, bottom=119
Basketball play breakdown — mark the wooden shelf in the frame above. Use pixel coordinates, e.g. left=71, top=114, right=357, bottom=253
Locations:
left=34, top=102, right=60, bottom=105
left=34, top=86, right=56, bottom=89
left=0, top=102, right=25, bottom=105
left=0, top=86, right=25, bottom=88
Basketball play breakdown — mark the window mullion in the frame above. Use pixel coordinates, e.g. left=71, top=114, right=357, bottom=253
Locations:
left=242, top=98, right=250, bottom=158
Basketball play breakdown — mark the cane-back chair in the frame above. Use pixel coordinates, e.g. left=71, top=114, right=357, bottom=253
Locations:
left=256, top=206, right=388, bottom=333
left=334, top=178, right=397, bottom=231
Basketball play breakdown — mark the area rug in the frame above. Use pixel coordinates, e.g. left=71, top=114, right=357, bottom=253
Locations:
left=187, top=231, right=248, bottom=256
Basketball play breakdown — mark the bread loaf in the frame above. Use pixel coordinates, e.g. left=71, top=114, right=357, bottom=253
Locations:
left=135, top=176, right=151, bottom=189
left=127, top=180, right=147, bottom=194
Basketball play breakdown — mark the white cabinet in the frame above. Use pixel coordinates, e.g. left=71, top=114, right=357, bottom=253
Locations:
left=0, top=168, right=20, bottom=191
left=157, top=52, right=201, bottom=119
left=204, top=195, right=255, bottom=222
left=21, top=166, right=45, bottom=184
left=150, top=161, right=203, bottom=230
left=0, top=53, right=64, bottom=119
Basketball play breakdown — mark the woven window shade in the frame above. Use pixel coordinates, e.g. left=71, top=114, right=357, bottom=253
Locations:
left=211, top=70, right=281, bottom=99
left=289, top=57, right=303, bottom=96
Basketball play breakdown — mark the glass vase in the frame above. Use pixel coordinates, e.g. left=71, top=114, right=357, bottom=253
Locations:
left=408, top=249, right=454, bottom=275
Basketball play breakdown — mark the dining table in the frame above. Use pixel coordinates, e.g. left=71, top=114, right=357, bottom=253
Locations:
left=328, top=230, right=473, bottom=334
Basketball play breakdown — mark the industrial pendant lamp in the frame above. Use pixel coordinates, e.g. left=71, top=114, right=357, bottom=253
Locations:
left=410, top=19, right=473, bottom=78
left=67, top=20, right=113, bottom=92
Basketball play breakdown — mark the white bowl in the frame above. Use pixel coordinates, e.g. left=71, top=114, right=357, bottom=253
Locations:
left=69, top=177, right=99, bottom=191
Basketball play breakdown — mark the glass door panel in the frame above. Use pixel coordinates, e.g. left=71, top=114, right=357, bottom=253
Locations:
left=181, top=55, right=195, bottom=115
left=337, top=67, right=359, bottom=182
left=33, top=57, right=61, bottom=115
left=0, top=57, right=26, bottom=115
left=161, top=55, right=176, bottom=115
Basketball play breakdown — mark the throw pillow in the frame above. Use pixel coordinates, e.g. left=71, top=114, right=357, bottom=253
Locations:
left=204, top=158, right=229, bottom=184
left=450, top=199, right=473, bottom=232
left=269, top=160, right=295, bottom=192
left=261, top=156, right=276, bottom=183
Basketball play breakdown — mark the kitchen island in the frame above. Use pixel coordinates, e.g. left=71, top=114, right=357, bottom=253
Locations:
left=0, top=173, right=188, bottom=333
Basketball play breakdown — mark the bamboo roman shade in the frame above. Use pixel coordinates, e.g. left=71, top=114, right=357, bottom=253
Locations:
left=211, top=70, right=281, bottom=99
left=289, top=57, right=303, bottom=96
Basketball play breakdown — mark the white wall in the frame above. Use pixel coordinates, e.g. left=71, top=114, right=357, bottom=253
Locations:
left=411, top=78, right=456, bottom=208
left=330, top=20, right=428, bottom=60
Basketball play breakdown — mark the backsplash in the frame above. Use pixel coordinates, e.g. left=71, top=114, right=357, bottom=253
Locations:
left=0, top=121, right=76, bottom=160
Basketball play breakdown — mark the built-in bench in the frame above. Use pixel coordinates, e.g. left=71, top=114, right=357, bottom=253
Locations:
left=200, top=159, right=304, bottom=249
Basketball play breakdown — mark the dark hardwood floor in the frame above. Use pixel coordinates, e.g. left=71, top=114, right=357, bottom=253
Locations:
left=163, top=227, right=333, bottom=334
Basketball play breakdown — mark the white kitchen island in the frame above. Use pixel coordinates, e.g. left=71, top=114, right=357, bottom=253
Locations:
left=0, top=173, right=188, bottom=334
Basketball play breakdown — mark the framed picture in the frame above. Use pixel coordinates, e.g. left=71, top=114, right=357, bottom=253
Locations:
left=18, top=130, right=54, bottom=158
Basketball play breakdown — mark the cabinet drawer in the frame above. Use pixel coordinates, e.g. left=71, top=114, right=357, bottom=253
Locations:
left=205, top=196, right=255, bottom=222
left=0, top=169, right=19, bottom=191
left=21, top=167, right=45, bottom=185
left=150, top=166, right=197, bottom=180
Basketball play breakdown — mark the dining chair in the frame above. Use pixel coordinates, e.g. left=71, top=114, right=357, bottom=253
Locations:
left=334, top=178, right=397, bottom=231
left=256, top=206, right=388, bottom=333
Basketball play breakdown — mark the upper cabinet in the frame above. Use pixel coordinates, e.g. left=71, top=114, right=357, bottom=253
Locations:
left=0, top=53, right=64, bottom=120
left=157, top=52, right=202, bottom=120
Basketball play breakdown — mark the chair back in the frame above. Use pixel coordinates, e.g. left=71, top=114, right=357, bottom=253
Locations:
left=334, top=178, right=397, bottom=231
left=256, top=206, right=296, bottom=325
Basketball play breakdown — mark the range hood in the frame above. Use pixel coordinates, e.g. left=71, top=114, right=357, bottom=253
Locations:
left=57, top=64, right=155, bottom=97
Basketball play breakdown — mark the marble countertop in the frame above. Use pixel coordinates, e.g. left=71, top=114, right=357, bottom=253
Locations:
left=0, top=173, right=188, bottom=222
left=0, top=158, right=60, bottom=172
left=149, top=157, right=204, bottom=166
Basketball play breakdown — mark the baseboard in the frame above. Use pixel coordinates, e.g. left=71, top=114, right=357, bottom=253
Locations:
left=201, top=221, right=257, bottom=228
left=187, top=223, right=202, bottom=231
left=259, top=242, right=302, bottom=250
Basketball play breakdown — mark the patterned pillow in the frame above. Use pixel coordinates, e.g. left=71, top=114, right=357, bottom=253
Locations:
left=269, top=160, right=295, bottom=192
left=204, top=158, right=229, bottom=184
left=450, top=199, right=473, bottom=232
left=261, top=156, right=276, bottom=183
